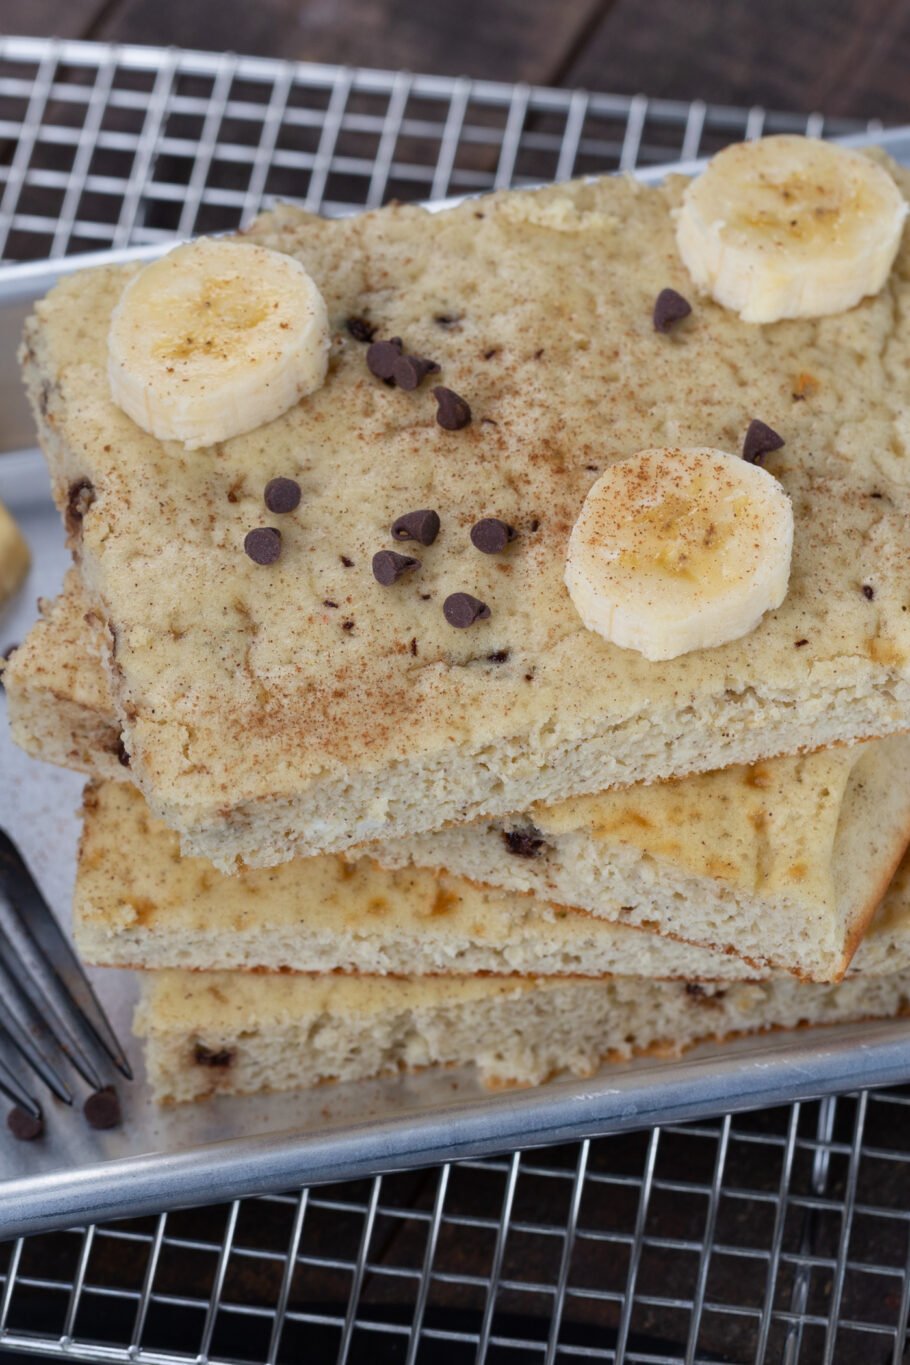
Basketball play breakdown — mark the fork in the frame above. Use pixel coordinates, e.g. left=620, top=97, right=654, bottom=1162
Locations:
left=0, top=827, right=131, bottom=1133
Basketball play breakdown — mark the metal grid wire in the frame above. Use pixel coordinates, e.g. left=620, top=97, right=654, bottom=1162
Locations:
left=0, top=35, right=880, bottom=260
left=0, top=33, right=906, bottom=1365
left=4, top=1091, right=910, bottom=1363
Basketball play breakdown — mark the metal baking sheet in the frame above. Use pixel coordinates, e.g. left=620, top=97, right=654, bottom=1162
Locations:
left=4, top=136, right=910, bottom=1241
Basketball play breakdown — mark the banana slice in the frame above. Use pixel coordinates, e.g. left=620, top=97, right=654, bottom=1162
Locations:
left=0, top=498, right=30, bottom=610
left=676, top=135, right=907, bottom=323
left=108, top=238, right=330, bottom=449
left=565, top=447, right=793, bottom=661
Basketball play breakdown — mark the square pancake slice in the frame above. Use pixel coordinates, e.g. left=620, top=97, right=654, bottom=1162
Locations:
left=371, top=735, right=910, bottom=981
left=74, top=778, right=755, bottom=981
left=9, top=576, right=910, bottom=981
left=136, top=966, right=910, bottom=1104
left=21, top=161, right=910, bottom=869
left=73, top=777, right=910, bottom=985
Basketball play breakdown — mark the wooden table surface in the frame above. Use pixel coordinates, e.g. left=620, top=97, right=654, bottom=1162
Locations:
left=4, top=0, right=910, bottom=123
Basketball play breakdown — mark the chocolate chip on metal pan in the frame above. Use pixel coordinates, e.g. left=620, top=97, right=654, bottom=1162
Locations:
left=391, top=509, right=440, bottom=546
left=443, top=592, right=490, bottom=627
left=7, top=1106, right=43, bottom=1141
left=84, top=1085, right=122, bottom=1130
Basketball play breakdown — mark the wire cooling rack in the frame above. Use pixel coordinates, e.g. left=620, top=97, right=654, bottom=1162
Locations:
left=0, top=33, right=906, bottom=1365
left=0, top=35, right=879, bottom=259
left=4, top=1092, right=910, bottom=1363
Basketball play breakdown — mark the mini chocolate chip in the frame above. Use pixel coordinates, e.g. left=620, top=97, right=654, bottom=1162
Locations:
left=488, top=649, right=510, bottom=663
left=342, top=620, right=355, bottom=632
left=264, top=477, right=301, bottom=514
left=340, top=555, right=354, bottom=567
left=65, top=478, right=95, bottom=537
left=410, top=637, right=418, bottom=656
left=443, top=592, right=490, bottom=628
left=373, top=550, right=419, bottom=585
left=742, top=419, right=785, bottom=464
left=84, top=1086, right=121, bottom=1130
left=434, top=314, right=461, bottom=327
left=685, top=983, right=726, bottom=1004
left=323, top=599, right=338, bottom=609
left=503, top=825, right=546, bottom=858
left=367, top=337, right=403, bottom=381
left=471, top=518, right=517, bottom=555
left=653, top=288, right=692, bottom=332
left=7, top=1106, right=43, bottom=1141
left=528, top=518, right=540, bottom=532
left=244, top=527, right=281, bottom=564
left=433, top=386, right=472, bottom=431
left=870, top=491, right=884, bottom=499
left=194, top=1042, right=234, bottom=1068
left=795, top=638, right=809, bottom=647
left=533, top=348, right=545, bottom=360
left=116, top=737, right=131, bottom=768
left=863, top=584, right=875, bottom=600
left=0, top=643, right=17, bottom=692
left=346, top=316, right=377, bottom=343
left=483, top=348, right=499, bottom=360
left=392, top=508, right=440, bottom=546
left=393, top=354, right=440, bottom=391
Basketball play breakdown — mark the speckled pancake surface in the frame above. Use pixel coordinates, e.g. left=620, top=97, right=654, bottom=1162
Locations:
left=21, top=156, right=910, bottom=867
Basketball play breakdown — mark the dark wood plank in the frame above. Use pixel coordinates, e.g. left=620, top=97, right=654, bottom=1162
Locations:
left=563, top=0, right=910, bottom=122
left=91, top=0, right=608, bottom=87
left=0, top=0, right=111, bottom=39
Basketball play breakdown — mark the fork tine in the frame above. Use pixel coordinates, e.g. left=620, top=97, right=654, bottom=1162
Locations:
left=0, top=830, right=132, bottom=1080
left=0, top=1000, right=74, bottom=1104
left=0, top=1049, right=41, bottom=1120
left=0, top=932, right=103, bottom=1091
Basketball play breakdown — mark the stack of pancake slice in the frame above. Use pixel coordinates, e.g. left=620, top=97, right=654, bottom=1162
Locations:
left=7, top=139, right=910, bottom=1103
